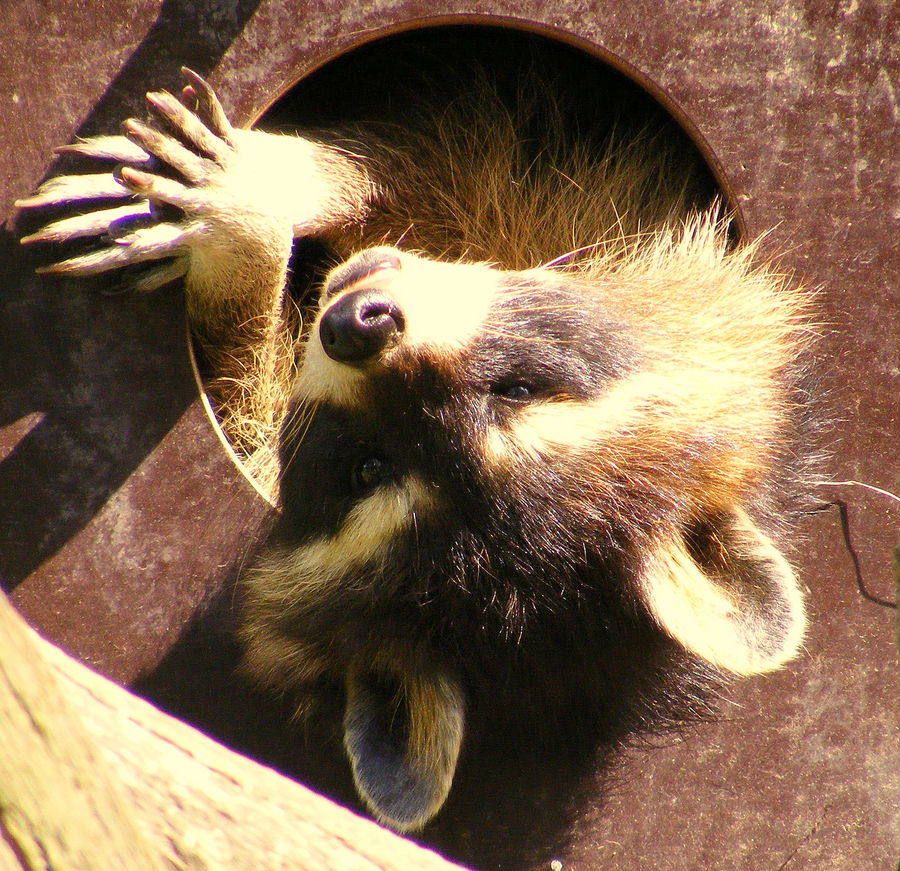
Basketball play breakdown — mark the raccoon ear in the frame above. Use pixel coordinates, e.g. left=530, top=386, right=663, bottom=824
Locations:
left=637, top=508, right=806, bottom=675
left=343, top=663, right=465, bottom=832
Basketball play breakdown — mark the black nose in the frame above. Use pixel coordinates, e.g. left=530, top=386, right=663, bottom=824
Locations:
left=319, top=289, right=405, bottom=363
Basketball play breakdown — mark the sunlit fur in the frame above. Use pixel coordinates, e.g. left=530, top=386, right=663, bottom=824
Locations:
left=240, top=217, right=814, bottom=831
left=19, top=51, right=817, bottom=836
left=230, top=69, right=713, bottom=490
left=231, top=62, right=817, bottom=827
left=638, top=507, right=806, bottom=675
left=241, top=473, right=436, bottom=690
left=294, top=254, right=501, bottom=409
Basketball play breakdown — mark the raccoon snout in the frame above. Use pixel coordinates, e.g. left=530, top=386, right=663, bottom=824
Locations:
left=320, top=288, right=405, bottom=363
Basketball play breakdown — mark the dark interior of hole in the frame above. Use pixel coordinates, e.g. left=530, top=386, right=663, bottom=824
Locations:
left=266, top=26, right=713, bottom=171
left=264, top=26, right=725, bottom=307
left=137, top=25, right=727, bottom=871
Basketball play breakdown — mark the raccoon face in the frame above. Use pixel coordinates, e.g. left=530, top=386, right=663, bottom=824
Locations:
left=241, top=243, right=807, bottom=832
left=285, top=246, right=636, bottom=541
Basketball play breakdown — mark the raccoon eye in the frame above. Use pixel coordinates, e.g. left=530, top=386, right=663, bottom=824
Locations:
left=491, top=381, right=535, bottom=402
left=352, top=456, right=389, bottom=492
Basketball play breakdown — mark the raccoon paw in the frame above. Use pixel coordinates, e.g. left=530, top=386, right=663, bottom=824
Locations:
left=16, top=69, right=297, bottom=294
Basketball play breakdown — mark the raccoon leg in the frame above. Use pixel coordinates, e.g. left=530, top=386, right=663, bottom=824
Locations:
left=18, top=69, right=372, bottom=465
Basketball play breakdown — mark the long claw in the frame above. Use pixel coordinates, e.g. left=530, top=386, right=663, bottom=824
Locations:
left=20, top=202, right=153, bottom=245
left=179, top=67, right=234, bottom=142
left=14, top=173, right=132, bottom=209
left=36, top=222, right=193, bottom=276
left=146, top=89, right=231, bottom=163
left=116, top=166, right=207, bottom=212
left=123, top=117, right=210, bottom=182
left=132, top=258, right=188, bottom=292
left=55, top=135, right=152, bottom=165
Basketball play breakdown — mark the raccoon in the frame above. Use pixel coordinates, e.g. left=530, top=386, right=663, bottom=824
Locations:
left=18, top=54, right=814, bottom=834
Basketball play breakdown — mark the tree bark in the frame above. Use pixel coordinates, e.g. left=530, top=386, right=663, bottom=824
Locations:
left=0, top=589, right=466, bottom=871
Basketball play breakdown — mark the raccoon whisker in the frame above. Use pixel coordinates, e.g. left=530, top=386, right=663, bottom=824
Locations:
left=279, top=401, right=319, bottom=474
left=550, top=166, right=585, bottom=192
left=392, top=223, right=415, bottom=248
left=489, top=299, right=583, bottom=314
left=816, top=480, right=900, bottom=503
left=280, top=396, right=317, bottom=441
left=478, top=325, right=574, bottom=345
left=281, top=417, right=312, bottom=469
left=541, top=240, right=608, bottom=268
left=274, top=397, right=315, bottom=459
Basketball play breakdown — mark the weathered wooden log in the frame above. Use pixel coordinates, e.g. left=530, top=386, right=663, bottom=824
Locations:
left=0, top=589, right=465, bottom=871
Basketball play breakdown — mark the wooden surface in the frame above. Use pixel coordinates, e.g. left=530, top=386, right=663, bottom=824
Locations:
left=0, top=588, right=466, bottom=871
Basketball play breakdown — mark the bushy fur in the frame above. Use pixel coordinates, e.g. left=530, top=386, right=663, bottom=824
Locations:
left=18, top=44, right=815, bottom=833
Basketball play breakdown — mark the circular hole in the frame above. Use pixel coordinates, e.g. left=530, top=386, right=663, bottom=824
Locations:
left=196, top=24, right=728, bottom=500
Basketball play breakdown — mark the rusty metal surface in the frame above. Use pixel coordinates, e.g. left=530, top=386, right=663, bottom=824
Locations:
left=1, top=2, right=896, bottom=870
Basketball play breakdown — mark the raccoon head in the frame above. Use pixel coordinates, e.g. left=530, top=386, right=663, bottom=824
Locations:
left=240, top=233, right=809, bottom=832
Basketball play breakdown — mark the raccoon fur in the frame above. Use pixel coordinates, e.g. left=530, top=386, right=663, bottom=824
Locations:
left=18, top=50, right=814, bottom=834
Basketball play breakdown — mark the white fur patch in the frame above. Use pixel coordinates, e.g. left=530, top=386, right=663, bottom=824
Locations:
left=386, top=255, right=499, bottom=354
left=230, top=129, right=335, bottom=235
left=274, top=475, right=436, bottom=594
left=295, top=334, right=368, bottom=406
left=296, top=251, right=499, bottom=406
left=483, top=368, right=781, bottom=466
left=482, top=391, right=628, bottom=465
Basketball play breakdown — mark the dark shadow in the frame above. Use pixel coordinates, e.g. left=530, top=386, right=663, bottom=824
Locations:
left=0, top=230, right=192, bottom=586
left=135, top=587, right=635, bottom=871
left=0, top=0, right=263, bottom=590
left=810, top=500, right=897, bottom=609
